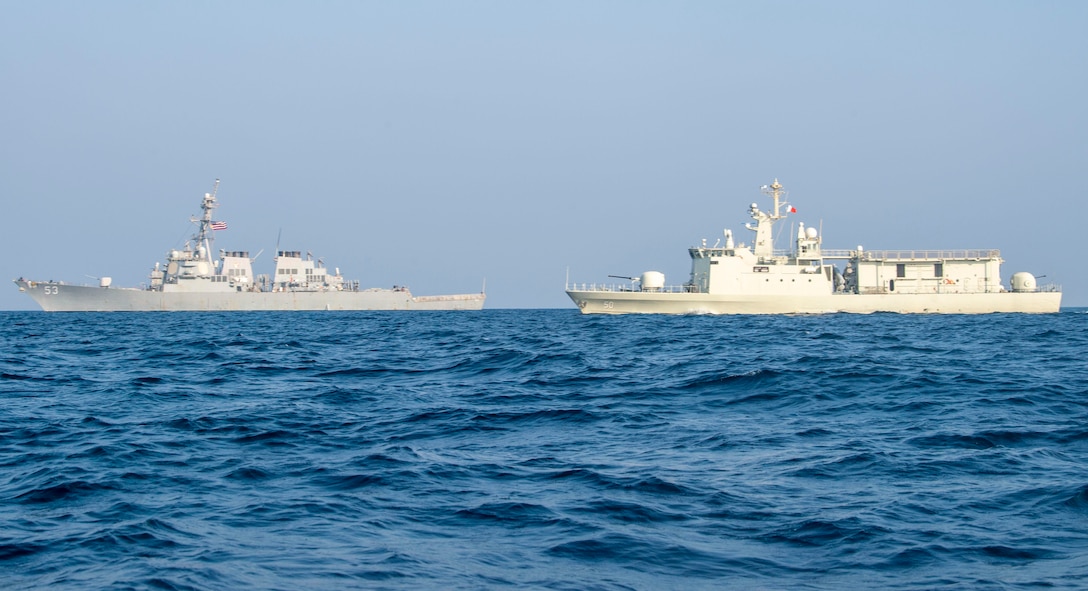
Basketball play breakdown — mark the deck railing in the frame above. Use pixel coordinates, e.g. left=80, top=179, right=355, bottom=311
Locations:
left=565, top=282, right=696, bottom=294
left=692, top=247, right=1002, bottom=261
left=820, top=249, right=1001, bottom=260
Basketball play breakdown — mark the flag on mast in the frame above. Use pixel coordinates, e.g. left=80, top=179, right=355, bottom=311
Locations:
left=210, top=221, right=228, bottom=230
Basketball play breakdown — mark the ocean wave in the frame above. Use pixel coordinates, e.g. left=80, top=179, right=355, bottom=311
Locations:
left=1, top=309, right=1087, bottom=589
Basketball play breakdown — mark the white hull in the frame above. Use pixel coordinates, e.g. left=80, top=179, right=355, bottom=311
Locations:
left=16, top=280, right=485, bottom=312
left=566, top=289, right=1061, bottom=315
left=566, top=178, right=1061, bottom=315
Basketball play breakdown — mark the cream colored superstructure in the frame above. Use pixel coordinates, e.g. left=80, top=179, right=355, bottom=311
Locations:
left=566, top=180, right=1060, bottom=315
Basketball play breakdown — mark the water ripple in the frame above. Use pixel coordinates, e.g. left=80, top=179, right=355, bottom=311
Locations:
left=0, top=309, right=1086, bottom=589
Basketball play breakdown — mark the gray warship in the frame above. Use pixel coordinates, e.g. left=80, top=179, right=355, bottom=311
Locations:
left=15, top=180, right=486, bottom=312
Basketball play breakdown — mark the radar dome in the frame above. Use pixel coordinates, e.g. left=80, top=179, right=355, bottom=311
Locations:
left=640, top=271, right=665, bottom=292
left=1010, top=272, right=1037, bottom=292
left=805, top=227, right=818, bottom=239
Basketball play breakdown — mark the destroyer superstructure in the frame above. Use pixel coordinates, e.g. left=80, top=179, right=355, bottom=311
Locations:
left=15, top=180, right=486, bottom=312
left=566, top=179, right=1060, bottom=314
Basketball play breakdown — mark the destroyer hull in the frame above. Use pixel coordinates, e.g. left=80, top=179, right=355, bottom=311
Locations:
left=566, top=289, right=1061, bottom=315
left=16, top=280, right=485, bottom=312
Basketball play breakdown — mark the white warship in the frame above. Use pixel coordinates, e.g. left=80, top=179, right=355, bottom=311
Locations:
left=15, top=181, right=486, bottom=312
left=566, top=179, right=1060, bottom=314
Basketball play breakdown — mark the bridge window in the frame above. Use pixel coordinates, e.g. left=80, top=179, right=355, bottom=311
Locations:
left=934, top=263, right=943, bottom=278
left=896, top=264, right=906, bottom=278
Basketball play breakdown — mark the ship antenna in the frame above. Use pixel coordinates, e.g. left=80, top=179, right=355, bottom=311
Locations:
left=761, top=178, right=786, bottom=219
left=753, top=179, right=788, bottom=258
left=193, top=178, right=220, bottom=265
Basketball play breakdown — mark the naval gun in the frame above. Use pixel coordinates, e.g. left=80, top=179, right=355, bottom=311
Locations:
left=608, top=272, right=666, bottom=292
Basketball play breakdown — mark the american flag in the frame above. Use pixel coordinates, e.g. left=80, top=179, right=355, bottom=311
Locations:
left=210, top=221, right=228, bottom=230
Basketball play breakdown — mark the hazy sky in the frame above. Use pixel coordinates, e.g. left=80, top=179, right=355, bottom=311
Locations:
left=3, top=1, right=1085, bottom=310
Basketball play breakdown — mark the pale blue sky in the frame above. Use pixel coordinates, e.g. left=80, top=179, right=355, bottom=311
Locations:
left=3, top=1, right=1085, bottom=309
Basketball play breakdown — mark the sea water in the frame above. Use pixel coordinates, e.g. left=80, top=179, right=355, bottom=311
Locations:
left=2, top=309, right=1087, bottom=590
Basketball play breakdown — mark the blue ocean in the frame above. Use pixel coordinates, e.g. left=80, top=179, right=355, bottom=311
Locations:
left=2, top=309, right=1087, bottom=590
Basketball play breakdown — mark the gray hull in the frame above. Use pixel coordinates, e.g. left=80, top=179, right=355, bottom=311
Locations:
left=566, top=289, right=1061, bottom=315
left=16, top=280, right=485, bottom=312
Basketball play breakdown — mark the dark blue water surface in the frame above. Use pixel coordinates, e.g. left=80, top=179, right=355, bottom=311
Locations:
left=2, top=309, right=1087, bottom=590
